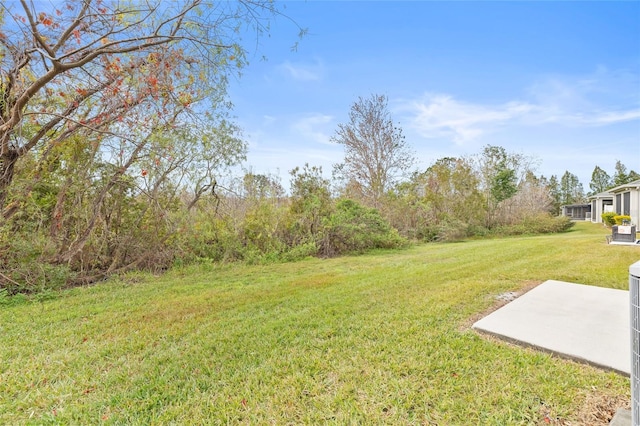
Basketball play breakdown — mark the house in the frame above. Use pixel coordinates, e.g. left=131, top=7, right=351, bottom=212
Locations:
left=610, top=179, right=640, bottom=225
left=588, top=190, right=614, bottom=224
left=561, top=203, right=591, bottom=220
left=587, top=179, right=640, bottom=225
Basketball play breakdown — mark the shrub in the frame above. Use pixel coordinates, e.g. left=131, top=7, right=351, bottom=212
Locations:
left=614, top=215, right=632, bottom=225
left=0, top=289, right=28, bottom=306
left=495, top=214, right=574, bottom=236
left=281, top=242, right=318, bottom=262
left=524, top=214, right=574, bottom=233
left=602, top=212, right=617, bottom=227
left=467, top=224, right=491, bottom=238
left=320, top=199, right=406, bottom=256
left=242, top=202, right=287, bottom=256
left=419, top=219, right=470, bottom=242
left=181, top=217, right=245, bottom=263
left=0, top=231, right=73, bottom=294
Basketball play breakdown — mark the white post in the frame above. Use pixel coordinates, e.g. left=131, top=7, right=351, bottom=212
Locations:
left=630, top=261, right=640, bottom=425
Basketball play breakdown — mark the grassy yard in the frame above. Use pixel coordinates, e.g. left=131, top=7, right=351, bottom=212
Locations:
left=1, top=222, right=637, bottom=424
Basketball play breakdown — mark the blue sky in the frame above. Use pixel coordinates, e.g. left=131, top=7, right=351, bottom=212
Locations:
left=229, top=1, right=640, bottom=189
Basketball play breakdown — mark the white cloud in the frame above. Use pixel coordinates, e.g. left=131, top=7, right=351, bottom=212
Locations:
left=590, top=110, right=640, bottom=125
left=400, top=68, right=640, bottom=144
left=290, top=113, right=334, bottom=145
left=402, top=94, right=536, bottom=144
left=524, top=68, right=640, bottom=126
left=279, top=60, right=323, bottom=81
left=262, top=115, right=277, bottom=125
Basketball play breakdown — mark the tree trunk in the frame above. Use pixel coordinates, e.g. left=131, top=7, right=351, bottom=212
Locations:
left=50, top=177, right=71, bottom=239
left=0, top=149, right=19, bottom=216
left=55, top=142, right=146, bottom=264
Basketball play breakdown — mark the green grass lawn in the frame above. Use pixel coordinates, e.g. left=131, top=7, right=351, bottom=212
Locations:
left=1, top=222, right=637, bottom=424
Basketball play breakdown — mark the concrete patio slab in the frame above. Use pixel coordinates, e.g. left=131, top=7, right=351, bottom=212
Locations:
left=609, top=241, right=640, bottom=246
left=472, top=280, right=630, bottom=375
left=609, top=408, right=631, bottom=426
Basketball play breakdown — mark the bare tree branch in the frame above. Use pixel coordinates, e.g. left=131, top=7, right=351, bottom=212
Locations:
left=332, top=94, right=415, bottom=207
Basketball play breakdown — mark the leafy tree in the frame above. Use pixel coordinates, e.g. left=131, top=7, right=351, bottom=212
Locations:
left=491, top=168, right=518, bottom=203
left=475, top=145, right=534, bottom=226
left=0, top=0, right=298, bottom=288
left=421, top=157, right=485, bottom=226
left=288, top=164, right=332, bottom=243
left=242, top=172, right=285, bottom=201
left=589, top=165, right=612, bottom=194
left=546, top=175, right=562, bottom=215
left=381, top=157, right=486, bottom=241
left=182, top=122, right=247, bottom=211
left=382, top=179, right=430, bottom=240
left=613, top=160, right=639, bottom=186
left=559, top=171, right=584, bottom=205
left=331, top=94, right=415, bottom=208
left=613, top=160, right=629, bottom=187
left=233, top=171, right=287, bottom=260
left=0, top=0, right=286, bottom=212
left=497, top=171, right=553, bottom=224
left=478, top=146, right=520, bottom=202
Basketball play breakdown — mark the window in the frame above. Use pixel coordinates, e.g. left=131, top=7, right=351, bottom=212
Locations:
left=624, top=192, right=631, bottom=216
left=616, top=194, right=622, bottom=214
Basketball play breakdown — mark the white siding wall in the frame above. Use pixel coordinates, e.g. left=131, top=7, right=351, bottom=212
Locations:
left=589, top=197, right=613, bottom=224
left=632, top=190, right=640, bottom=226
left=612, top=189, right=640, bottom=226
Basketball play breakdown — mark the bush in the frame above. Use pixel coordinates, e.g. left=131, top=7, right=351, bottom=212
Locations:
left=495, top=214, right=574, bottom=236
left=181, top=217, right=245, bottom=263
left=242, top=202, right=287, bottom=256
left=602, top=212, right=617, bottom=227
left=614, top=215, right=632, bottom=225
left=320, top=199, right=406, bottom=256
left=0, top=232, right=73, bottom=295
left=467, top=224, right=491, bottom=238
left=419, top=219, right=470, bottom=242
left=0, top=289, right=28, bottom=306
left=281, top=242, right=318, bottom=262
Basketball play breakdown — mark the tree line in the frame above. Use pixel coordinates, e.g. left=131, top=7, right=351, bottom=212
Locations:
left=547, top=162, right=640, bottom=210
left=0, top=1, right=626, bottom=294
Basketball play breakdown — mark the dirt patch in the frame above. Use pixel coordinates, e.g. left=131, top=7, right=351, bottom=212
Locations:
left=572, top=391, right=630, bottom=426
left=541, top=391, right=631, bottom=425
